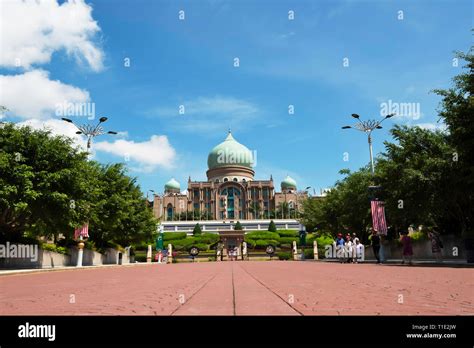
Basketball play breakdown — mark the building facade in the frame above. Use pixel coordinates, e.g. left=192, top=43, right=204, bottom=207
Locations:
left=153, top=131, right=308, bottom=221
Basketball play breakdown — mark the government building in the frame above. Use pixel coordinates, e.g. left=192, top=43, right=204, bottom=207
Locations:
left=152, top=131, right=309, bottom=232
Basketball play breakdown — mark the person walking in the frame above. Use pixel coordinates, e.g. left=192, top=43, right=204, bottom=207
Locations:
left=400, top=230, right=413, bottom=265
left=336, top=233, right=345, bottom=263
left=428, top=231, right=443, bottom=263
left=370, top=229, right=381, bottom=264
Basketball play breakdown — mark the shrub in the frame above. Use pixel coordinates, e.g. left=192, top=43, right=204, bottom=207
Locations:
left=245, top=240, right=256, bottom=248
left=268, top=220, right=277, bottom=232
left=280, top=243, right=291, bottom=249
left=279, top=237, right=298, bottom=245
left=254, top=239, right=279, bottom=249
left=41, top=244, right=68, bottom=255
left=84, top=240, right=97, bottom=251
left=306, top=234, right=315, bottom=245
left=304, top=248, right=314, bottom=259
left=234, top=221, right=243, bottom=230
left=187, top=243, right=208, bottom=251
left=193, top=233, right=220, bottom=244
left=245, top=231, right=280, bottom=241
left=315, top=234, right=334, bottom=248
left=278, top=230, right=298, bottom=237
left=193, top=223, right=202, bottom=235
left=277, top=251, right=291, bottom=260
left=410, top=231, right=427, bottom=243
left=170, top=238, right=196, bottom=251
left=163, top=232, right=187, bottom=241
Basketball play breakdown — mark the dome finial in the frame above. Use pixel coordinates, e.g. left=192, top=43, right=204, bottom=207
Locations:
left=228, top=127, right=231, bottom=134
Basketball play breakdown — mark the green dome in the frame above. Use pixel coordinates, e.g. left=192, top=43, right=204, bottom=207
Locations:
left=281, top=175, right=297, bottom=189
left=164, top=178, right=180, bottom=191
left=207, top=131, right=253, bottom=170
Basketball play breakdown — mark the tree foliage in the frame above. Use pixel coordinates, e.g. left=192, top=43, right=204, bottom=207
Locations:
left=0, top=124, right=156, bottom=247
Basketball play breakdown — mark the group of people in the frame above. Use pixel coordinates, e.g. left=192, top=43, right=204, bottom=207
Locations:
left=335, top=228, right=444, bottom=265
left=335, top=232, right=364, bottom=263
left=228, top=246, right=239, bottom=261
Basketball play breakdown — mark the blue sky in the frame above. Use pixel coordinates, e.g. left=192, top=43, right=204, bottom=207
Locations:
left=0, top=0, right=472, bottom=196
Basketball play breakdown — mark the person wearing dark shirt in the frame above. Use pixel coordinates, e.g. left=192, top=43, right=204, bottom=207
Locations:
left=371, top=229, right=381, bottom=264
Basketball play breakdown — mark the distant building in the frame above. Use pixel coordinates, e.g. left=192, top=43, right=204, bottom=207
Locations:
left=153, top=131, right=308, bottom=222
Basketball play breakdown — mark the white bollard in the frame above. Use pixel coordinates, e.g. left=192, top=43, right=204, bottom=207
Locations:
left=313, top=240, right=319, bottom=260
left=146, top=245, right=152, bottom=263
left=77, top=236, right=84, bottom=267
left=167, top=244, right=173, bottom=263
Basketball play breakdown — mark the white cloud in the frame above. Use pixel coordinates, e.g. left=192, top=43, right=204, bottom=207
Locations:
left=414, top=122, right=447, bottom=132
left=94, top=135, right=177, bottom=172
left=0, top=69, right=90, bottom=120
left=0, top=0, right=104, bottom=71
left=17, top=117, right=87, bottom=150
left=148, top=96, right=260, bottom=134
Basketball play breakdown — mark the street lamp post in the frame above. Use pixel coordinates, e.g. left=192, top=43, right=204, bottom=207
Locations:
left=342, top=113, right=394, bottom=175
left=342, top=113, right=394, bottom=264
left=61, top=116, right=117, bottom=153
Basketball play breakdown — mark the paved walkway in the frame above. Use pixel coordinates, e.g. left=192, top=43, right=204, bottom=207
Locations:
left=0, top=261, right=472, bottom=315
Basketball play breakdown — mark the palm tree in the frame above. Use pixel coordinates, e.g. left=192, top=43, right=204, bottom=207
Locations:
left=249, top=203, right=262, bottom=220
left=277, top=202, right=290, bottom=219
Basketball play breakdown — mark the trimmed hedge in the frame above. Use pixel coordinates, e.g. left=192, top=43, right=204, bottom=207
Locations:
left=245, top=231, right=280, bottom=240
left=254, top=239, right=279, bottom=249
left=279, top=237, right=298, bottom=245
left=163, top=232, right=187, bottom=241
left=190, top=243, right=208, bottom=251
left=193, top=233, right=220, bottom=244
left=277, top=251, right=292, bottom=260
left=277, top=230, right=299, bottom=237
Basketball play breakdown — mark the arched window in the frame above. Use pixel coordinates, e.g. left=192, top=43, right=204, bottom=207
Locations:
left=166, top=203, right=173, bottom=220
left=242, top=179, right=246, bottom=182
left=224, top=178, right=228, bottom=182
left=215, top=179, right=219, bottom=183
left=220, top=186, right=241, bottom=219
left=233, top=178, right=238, bottom=182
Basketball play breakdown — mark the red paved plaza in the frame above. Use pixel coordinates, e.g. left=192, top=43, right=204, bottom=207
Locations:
left=0, top=261, right=472, bottom=315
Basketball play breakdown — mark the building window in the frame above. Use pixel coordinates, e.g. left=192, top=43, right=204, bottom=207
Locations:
left=242, top=179, right=246, bottom=182
left=224, top=178, right=228, bottom=182
left=215, top=179, right=219, bottom=183
left=233, top=178, right=238, bottom=182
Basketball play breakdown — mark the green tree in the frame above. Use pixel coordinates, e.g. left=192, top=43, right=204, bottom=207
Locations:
left=0, top=124, right=92, bottom=241
left=234, top=221, right=243, bottom=230
left=433, top=48, right=473, bottom=239
left=86, top=163, right=156, bottom=248
left=193, top=223, right=202, bottom=235
left=376, top=125, right=455, bottom=235
left=268, top=220, right=277, bottom=232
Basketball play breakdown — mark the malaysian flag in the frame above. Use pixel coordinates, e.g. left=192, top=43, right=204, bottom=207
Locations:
left=371, top=200, right=388, bottom=235
left=74, top=224, right=89, bottom=239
